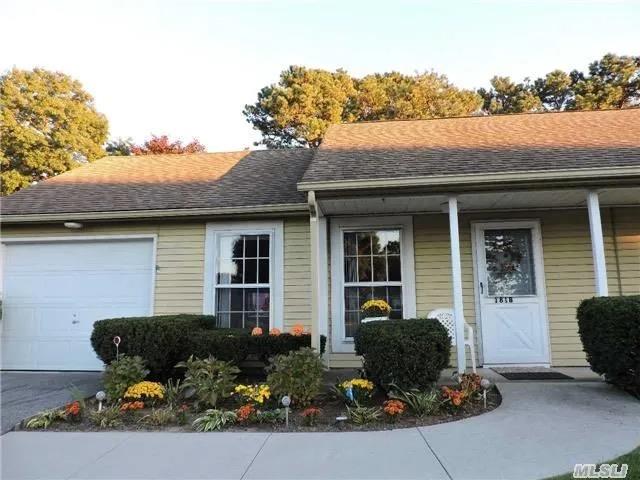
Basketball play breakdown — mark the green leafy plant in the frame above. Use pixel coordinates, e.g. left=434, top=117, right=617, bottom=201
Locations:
left=90, top=406, right=123, bottom=429
left=347, top=405, right=382, bottom=425
left=25, top=409, right=66, bottom=429
left=354, top=318, right=450, bottom=390
left=255, top=408, right=285, bottom=424
left=192, top=409, right=237, bottom=431
left=164, top=378, right=183, bottom=409
left=103, top=355, right=148, bottom=402
left=176, top=355, right=239, bottom=411
left=267, top=347, right=324, bottom=407
left=389, top=385, right=441, bottom=417
left=139, top=407, right=175, bottom=426
left=578, top=295, right=640, bottom=397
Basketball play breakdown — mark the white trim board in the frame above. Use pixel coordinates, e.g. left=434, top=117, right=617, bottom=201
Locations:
left=330, top=216, right=416, bottom=353
left=203, top=220, right=284, bottom=330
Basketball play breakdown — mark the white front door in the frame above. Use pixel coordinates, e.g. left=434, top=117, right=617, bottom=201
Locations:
left=473, top=221, right=550, bottom=365
left=1, top=238, right=154, bottom=370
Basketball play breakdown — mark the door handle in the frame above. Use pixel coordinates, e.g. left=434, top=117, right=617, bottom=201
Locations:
left=480, top=282, right=484, bottom=294
left=72, top=320, right=79, bottom=324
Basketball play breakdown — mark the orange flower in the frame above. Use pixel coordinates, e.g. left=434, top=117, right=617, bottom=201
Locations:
left=65, top=401, right=81, bottom=416
left=301, top=406, right=321, bottom=417
left=120, top=401, right=144, bottom=412
left=383, top=399, right=405, bottom=416
left=236, top=404, right=256, bottom=422
left=290, top=324, right=305, bottom=336
left=269, top=328, right=281, bottom=336
left=251, top=327, right=263, bottom=336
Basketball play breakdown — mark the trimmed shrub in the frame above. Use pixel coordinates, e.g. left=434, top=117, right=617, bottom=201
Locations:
left=187, top=330, right=250, bottom=364
left=91, top=315, right=215, bottom=378
left=248, top=333, right=326, bottom=361
left=578, top=295, right=640, bottom=397
left=354, top=318, right=450, bottom=390
left=91, top=314, right=326, bottom=378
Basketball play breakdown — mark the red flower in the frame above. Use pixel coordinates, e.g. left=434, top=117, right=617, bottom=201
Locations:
left=65, top=401, right=81, bottom=416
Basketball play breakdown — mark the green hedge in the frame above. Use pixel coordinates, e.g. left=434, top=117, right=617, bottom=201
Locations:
left=578, top=296, right=640, bottom=397
left=354, top=318, right=450, bottom=390
left=91, top=314, right=326, bottom=379
left=91, top=315, right=212, bottom=378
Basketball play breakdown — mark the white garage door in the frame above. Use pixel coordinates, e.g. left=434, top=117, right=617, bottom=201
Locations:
left=1, top=238, right=154, bottom=370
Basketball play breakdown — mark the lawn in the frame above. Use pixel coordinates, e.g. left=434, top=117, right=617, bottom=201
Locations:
left=549, top=446, right=640, bottom=480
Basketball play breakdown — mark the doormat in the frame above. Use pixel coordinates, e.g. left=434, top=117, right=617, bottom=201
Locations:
left=492, top=370, right=573, bottom=381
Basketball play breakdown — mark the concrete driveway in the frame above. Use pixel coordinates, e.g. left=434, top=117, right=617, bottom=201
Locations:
left=1, top=371, right=102, bottom=434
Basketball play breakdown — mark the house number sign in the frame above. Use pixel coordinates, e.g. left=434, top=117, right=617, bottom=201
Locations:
left=494, top=297, right=514, bottom=303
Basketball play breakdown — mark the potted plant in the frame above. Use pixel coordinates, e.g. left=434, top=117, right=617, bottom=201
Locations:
left=361, top=299, right=391, bottom=323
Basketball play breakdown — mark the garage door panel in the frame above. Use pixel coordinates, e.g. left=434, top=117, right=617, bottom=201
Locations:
left=2, top=239, right=154, bottom=371
left=2, top=306, right=37, bottom=335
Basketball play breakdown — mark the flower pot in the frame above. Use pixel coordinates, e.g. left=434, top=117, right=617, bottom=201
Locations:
left=361, top=316, right=389, bottom=324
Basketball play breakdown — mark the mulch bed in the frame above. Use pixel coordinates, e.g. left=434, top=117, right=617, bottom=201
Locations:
left=21, top=385, right=501, bottom=433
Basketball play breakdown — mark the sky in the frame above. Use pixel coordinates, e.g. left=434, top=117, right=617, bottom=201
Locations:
left=2, top=0, right=639, bottom=152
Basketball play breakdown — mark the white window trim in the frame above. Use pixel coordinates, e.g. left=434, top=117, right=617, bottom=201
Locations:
left=330, top=216, right=416, bottom=353
left=204, top=221, right=284, bottom=330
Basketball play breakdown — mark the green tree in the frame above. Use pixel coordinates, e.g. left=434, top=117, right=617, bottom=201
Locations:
left=244, top=66, right=481, bottom=148
left=106, top=137, right=134, bottom=156
left=534, top=69, right=573, bottom=111
left=244, top=66, right=356, bottom=148
left=569, top=53, right=640, bottom=110
left=354, top=72, right=482, bottom=121
left=0, top=68, right=108, bottom=195
left=478, top=76, right=542, bottom=114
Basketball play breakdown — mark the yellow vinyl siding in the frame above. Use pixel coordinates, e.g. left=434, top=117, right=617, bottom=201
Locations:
left=1, top=217, right=313, bottom=327
left=412, top=207, right=640, bottom=368
left=283, top=217, right=312, bottom=330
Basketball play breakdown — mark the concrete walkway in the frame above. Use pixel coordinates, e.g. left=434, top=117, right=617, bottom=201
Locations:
left=1, top=382, right=639, bottom=480
left=1, top=371, right=102, bottom=434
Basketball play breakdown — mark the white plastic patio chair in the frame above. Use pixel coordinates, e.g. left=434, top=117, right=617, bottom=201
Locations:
left=427, top=308, right=477, bottom=373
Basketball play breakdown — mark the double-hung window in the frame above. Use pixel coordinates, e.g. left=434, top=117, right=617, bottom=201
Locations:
left=343, top=230, right=403, bottom=337
left=204, top=221, right=283, bottom=330
left=331, top=216, right=416, bottom=352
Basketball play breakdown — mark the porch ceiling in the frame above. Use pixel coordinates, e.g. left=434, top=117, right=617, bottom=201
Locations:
left=317, top=186, right=640, bottom=215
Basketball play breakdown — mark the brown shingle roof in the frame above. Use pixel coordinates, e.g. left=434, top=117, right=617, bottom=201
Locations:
left=300, top=109, right=640, bottom=185
left=3, top=149, right=312, bottom=216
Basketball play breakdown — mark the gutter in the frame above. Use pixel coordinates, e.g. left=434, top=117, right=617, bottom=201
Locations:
left=2, top=203, right=309, bottom=225
left=297, top=166, right=640, bottom=192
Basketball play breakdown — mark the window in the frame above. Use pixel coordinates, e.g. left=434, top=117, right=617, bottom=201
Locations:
left=343, top=230, right=403, bottom=337
left=331, top=216, right=416, bottom=353
left=204, top=222, right=283, bottom=330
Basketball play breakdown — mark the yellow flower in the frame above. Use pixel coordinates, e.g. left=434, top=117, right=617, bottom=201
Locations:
left=124, top=381, right=164, bottom=400
left=340, top=378, right=374, bottom=391
left=361, top=299, right=391, bottom=315
left=235, top=384, right=271, bottom=404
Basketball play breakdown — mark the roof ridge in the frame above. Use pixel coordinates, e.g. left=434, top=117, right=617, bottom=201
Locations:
left=332, top=106, right=640, bottom=127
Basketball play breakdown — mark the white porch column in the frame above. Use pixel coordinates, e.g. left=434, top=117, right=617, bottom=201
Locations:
left=448, top=196, right=467, bottom=374
left=309, top=193, right=329, bottom=360
left=586, top=190, right=609, bottom=296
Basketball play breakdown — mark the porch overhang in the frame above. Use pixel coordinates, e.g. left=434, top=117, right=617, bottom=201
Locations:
left=308, top=184, right=639, bottom=374
left=314, top=186, right=640, bottom=216
left=298, top=165, right=640, bottom=194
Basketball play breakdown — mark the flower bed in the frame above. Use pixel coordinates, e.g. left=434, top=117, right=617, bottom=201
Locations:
left=23, top=321, right=499, bottom=433
left=21, top=369, right=500, bottom=433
